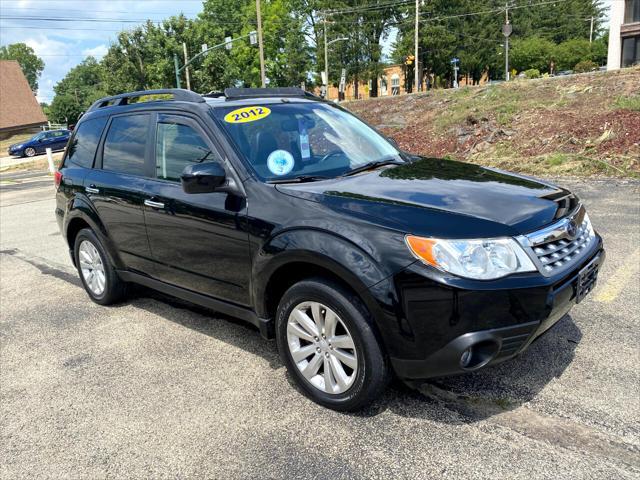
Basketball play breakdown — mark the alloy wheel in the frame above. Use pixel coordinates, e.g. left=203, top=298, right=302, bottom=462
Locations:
left=78, top=240, right=106, bottom=296
left=286, top=301, right=358, bottom=394
left=24, top=147, right=36, bottom=157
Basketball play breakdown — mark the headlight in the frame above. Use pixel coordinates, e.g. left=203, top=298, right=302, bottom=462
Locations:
left=583, top=212, right=595, bottom=240
left=405, top=235, right=537, bottom=280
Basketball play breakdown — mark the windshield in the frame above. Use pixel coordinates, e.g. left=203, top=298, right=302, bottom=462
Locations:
left=212, top=101, right=402, bottom=181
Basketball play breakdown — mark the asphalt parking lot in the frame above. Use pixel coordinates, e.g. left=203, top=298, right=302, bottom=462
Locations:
left=1, top=171, right=638, bottom=479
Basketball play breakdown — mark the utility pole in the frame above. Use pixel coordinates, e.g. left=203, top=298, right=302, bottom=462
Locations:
left=256, top=0, right=266, bottom=87
left=324, top=16, right=328, bottom=98
left=414, top=0, right=420, bottom=92
left=173, top=54, right=181, bottom=89
left=589, top=16, right=594, bottom=43
left=503, top=2, right=512, bottom=81
left=182, top=42, right=191, bottom=90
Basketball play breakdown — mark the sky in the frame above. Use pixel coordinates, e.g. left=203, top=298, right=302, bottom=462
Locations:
left=0, top=0, right=616, bottom=104
left=0, top=0, right=203, bottom=103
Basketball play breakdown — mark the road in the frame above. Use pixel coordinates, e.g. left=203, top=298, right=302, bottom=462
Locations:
left=1, top=171, right=639, bottom=479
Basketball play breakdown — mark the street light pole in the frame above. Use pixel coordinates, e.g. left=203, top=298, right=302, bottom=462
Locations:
left=324, top=32, right=349, bottom=100
left=256, top=0, right=266, bottom=87
left=173, top=32, right=258, bottom=88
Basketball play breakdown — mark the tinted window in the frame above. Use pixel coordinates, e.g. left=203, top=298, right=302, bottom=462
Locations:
left=66, top=117, right=107, bottom=168
left=102, top=114, right=149, bottom=176
left=156, top=121, right=216, bottom=182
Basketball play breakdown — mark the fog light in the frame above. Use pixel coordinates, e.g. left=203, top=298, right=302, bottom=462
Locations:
left=459, top=340, right=500, bottom=370
left=460, top=347, right=473, bottom=368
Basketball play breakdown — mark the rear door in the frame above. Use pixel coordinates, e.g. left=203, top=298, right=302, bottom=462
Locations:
left=143, top=113, right=251, bottom=305
left=84, top=113, right=155, bottom=273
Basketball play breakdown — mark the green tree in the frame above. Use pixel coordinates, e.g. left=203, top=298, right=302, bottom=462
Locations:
left=49, top=57, right=107, bottom=124
left=0, top=43, right=45, bottom=91
left=392, top=0, right=605, bottom=83
left=510, top=37, right=556, bottom=73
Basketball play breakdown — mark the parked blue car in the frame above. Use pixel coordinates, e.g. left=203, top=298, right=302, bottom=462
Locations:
left=8, top=129, right=70, bottom=157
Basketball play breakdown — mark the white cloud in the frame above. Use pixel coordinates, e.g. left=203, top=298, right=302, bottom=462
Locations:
left=82, top=44, right=109, bottom=58
left=0, top=0, right=203, bottom=103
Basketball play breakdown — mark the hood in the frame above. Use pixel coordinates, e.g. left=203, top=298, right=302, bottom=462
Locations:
left=275, top=157, right=578, bottom=238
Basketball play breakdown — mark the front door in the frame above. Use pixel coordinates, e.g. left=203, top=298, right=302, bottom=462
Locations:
left=84, top=113, right=154, bottom=273
left=143, top=113, right=251, bottom=306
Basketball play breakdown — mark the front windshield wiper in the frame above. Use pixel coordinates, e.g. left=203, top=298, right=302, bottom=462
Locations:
left=341, top=158, right=404, bottom=177
left=266, top=175, right=332, bottom=184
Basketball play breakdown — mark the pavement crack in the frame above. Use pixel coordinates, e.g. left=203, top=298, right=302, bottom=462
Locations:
left=419, top=383, right=640, bottom=469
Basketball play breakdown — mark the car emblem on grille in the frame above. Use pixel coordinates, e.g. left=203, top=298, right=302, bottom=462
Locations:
left=565, top=221, right=578, bottom=239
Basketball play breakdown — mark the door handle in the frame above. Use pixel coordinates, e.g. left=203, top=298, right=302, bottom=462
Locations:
left=144, top=199, right=165, bottom=209
left=85, top=185, right=99, bottom=194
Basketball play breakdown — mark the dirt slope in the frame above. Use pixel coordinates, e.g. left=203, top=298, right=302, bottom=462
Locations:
left=346, top=67, right=640, bottom=177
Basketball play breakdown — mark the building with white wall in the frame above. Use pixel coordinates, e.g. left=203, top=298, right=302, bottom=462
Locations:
left=607, top=0, right=640, bottom=69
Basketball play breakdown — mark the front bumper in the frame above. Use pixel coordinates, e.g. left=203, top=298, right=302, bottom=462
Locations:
left=389, top=239, right=605, bottom=380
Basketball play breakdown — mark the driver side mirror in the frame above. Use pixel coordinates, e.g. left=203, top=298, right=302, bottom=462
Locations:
left=181, top=161, right=227, bottom=194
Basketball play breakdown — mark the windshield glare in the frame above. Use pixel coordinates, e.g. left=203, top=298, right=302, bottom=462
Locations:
left=213, top=101, right=401, bottom=181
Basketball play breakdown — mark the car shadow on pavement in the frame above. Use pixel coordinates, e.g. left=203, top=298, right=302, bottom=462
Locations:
left=126, top=285, right=580, bottom=423
left=127, top=285, right=282, bottom=369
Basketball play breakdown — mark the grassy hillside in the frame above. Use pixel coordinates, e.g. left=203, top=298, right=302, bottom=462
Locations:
left=346, top=67, right=640, bottom=178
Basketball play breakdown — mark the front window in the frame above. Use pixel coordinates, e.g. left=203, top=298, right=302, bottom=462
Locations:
left=212, top=102, right=401, bottom=181
left=155, top=119, right=217, bottom=182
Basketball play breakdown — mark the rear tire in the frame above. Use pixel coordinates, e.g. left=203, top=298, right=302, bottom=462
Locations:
left=74, top=228, right=127, bottom=305
left=276, top=278, right=390, bottom=411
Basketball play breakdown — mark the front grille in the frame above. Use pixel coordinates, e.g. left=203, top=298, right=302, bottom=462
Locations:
left=533, top=217, right=594, bottom=274
left=517, top=205, right=596, bottom=277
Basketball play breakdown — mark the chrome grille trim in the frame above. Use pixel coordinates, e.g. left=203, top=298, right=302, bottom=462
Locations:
left=516, top=205, right=596, bottom=277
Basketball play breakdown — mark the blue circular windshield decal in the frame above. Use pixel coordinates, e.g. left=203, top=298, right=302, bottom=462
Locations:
left=267, top=150, right=295, bottom=176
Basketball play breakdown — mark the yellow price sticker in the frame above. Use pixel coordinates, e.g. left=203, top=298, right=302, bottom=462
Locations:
left=224, top=106, right=271, bottom=124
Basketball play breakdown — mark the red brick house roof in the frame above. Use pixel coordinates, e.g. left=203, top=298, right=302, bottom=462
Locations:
left=0, top=60, right=47, bottom=132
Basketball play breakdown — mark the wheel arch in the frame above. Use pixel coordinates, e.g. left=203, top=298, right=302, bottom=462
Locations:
left=64, top=198, right=124, bottom=269
left=253, top=229, right=393, bottom=341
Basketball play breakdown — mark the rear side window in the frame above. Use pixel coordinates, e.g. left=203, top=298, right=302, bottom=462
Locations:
left=102, top=114, right=149, bottom=176
left=66, top=117, right=108, bottom=168
left=156, top=121, right=217, bottom=182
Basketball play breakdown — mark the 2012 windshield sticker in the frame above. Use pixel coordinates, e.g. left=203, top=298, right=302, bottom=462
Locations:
left=224, top=106, right=271, bottom=124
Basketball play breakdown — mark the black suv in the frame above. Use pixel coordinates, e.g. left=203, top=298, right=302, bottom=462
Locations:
left=55, top=88, right=604, bottom=411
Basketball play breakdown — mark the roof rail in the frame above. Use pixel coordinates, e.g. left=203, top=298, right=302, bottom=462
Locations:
left=223, top=87, right=318, bottom=100
left=86, top=88, right=205, bottom=112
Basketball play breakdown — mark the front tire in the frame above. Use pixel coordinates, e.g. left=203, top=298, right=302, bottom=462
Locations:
left=74, top=228, right=126, bottom=305
left=276, top=278, right=390, bottom=411
left=24, top=147, right=36, bottom=157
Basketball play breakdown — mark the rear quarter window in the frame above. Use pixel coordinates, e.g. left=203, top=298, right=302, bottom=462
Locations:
left=65, top=117, right=108, bottom=168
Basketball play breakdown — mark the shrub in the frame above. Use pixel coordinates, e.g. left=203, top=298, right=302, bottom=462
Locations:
left=554, top=39, right=594, bottom=70
left=524, top=68, right=541, bottom=79
left=574, top=60, right=598, bottom=73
